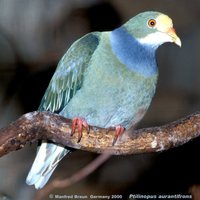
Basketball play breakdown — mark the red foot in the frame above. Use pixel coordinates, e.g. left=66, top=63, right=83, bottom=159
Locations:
left=112, top=125, right=125, bottom=146
left=71, top=117, right=89, bottom=143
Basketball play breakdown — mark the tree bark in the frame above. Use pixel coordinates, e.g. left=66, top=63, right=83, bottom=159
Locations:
left=0, top=111, right=200, bottom=157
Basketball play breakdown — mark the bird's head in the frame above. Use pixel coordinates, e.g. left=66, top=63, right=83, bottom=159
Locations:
left=124, top=11, right=181, bottom=48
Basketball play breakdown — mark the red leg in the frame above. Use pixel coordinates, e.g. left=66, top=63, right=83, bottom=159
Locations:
left=71, top=118, right=78, bottom=135
left=112, top=125, right=125, bottom=146
left=71, top=117, right=89, bottom=143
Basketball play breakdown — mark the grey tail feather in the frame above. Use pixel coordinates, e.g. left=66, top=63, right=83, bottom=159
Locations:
left=26, top=142, right=71, bottom=189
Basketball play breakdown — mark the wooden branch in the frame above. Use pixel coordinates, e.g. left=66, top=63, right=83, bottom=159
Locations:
left=0, top=111, right=200, bottom=157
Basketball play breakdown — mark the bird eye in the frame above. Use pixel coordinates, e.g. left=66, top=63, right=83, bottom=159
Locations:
left=148, top=19, right=156, bottom=28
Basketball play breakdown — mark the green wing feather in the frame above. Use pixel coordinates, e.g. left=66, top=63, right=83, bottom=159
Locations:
left=39, top=32, right=100, bottom=113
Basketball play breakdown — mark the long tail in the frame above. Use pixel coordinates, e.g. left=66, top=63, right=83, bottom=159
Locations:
left=26, top=142, right=71, bottom=189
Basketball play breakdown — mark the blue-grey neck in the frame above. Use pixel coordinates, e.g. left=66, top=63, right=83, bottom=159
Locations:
left=110, top=27, right=158, bottom=77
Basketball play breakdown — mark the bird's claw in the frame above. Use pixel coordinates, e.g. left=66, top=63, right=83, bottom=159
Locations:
left=71, top=117, right=89, bottom=143
left=112, top=125, right=125, bottom=146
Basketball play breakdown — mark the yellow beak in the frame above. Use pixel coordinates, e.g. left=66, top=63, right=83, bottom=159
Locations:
left=167, top=27, right=182, bottom=47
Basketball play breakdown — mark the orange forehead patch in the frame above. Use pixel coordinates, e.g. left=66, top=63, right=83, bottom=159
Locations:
left=155, top=14, right=173, bottom=32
